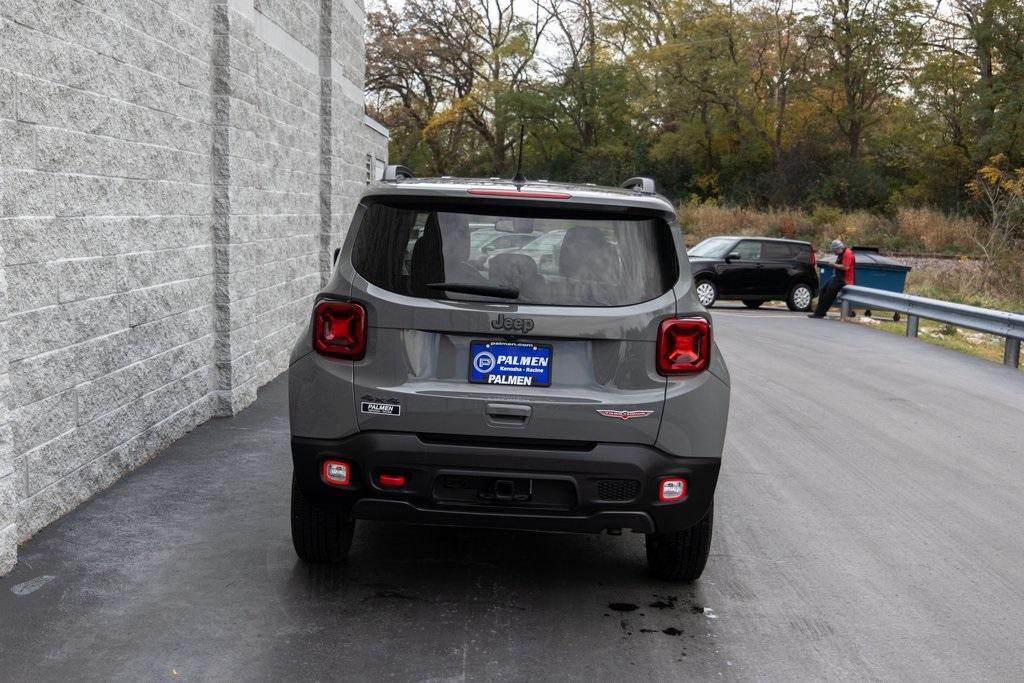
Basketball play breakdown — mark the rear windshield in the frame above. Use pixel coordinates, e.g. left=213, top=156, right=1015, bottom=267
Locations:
left=351, top=203, right=678, bottom=306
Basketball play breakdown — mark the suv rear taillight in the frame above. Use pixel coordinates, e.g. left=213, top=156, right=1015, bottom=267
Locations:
left=658, top=477, right=687, bottom=502
left=810, top=247, right=817, bottom=265
left=313, top=300, right=366, bottom=359
left=657, top=318, right=711, bottom=375
left=321, top=460, right=351, bottom=486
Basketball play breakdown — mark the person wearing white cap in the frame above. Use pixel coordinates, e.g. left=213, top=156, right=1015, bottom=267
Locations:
left=809, top=239, right=856, bottom=318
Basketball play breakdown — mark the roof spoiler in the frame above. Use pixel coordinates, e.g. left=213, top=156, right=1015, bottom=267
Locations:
left=382, top=164, right=414, bottom=181
left=621, top=176, right=656, bottom=194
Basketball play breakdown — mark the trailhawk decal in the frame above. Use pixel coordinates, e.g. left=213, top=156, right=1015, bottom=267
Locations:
left=596, top=409, right=655, bottom=421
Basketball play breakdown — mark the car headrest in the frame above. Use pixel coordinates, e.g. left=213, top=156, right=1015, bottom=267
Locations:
left=410, top=214, right=443, bottom=295
left=559, top=225, right=619, bottom=280
left=489, top=253, right=539, bottom=287
left=440, top=214, right=470, bottom=262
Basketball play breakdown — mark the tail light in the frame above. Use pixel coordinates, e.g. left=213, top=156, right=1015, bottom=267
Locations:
left=810, top=247, right=817, bottom=265
left=321, top=460, right=351, bottom=486
left=659, top=477, right=687, bottom=502
left=657, top=318, right=711, bottom=375
left=313, top=300, right=366, bottom=359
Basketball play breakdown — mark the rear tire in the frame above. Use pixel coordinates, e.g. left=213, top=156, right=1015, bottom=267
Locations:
left=695, top=279, right=717, bottom=308
left=787, top=283, right=814, bottom=312
left=645, top=504, right=713, bottom=582
left=742, top=300, right=763, bottom=309
left=291, top=474, right=355, bottom=563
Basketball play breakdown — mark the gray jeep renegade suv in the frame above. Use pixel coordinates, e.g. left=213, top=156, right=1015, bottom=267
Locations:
left=288, top=169, right=731, bottom=581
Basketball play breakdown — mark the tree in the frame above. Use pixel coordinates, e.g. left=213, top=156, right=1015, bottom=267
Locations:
left=367, top=0, right=550, bottom=175
left=810, top=0, right=926, bottom=160
left=365, top=0, right=1024, bottom=216
left=967, top=155, right=1024, bottom=281
left=919, top=0, right=1024, bottom=166
left=366, top=0, right=480, bottom=174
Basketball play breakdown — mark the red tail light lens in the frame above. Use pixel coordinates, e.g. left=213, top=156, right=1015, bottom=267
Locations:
left=378, top=473, right=407, bottom=488
left=313, top=301, right=366, bottom=359
left=657, top=318, right=711, bottom=375
left=810, top=247, right=817, bottom=265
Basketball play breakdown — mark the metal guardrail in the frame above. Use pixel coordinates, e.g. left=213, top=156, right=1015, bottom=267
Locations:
left=837, top=285, right=1024, bottom=369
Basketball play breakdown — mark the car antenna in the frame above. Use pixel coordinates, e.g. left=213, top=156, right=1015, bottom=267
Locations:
left=512, top=125, right=526, bottom=186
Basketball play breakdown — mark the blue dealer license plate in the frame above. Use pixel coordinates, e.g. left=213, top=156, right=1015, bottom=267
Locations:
left=469, top=341, right=552, bottom=387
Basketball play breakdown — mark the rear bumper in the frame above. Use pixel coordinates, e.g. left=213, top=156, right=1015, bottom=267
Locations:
left=292, top=432, right=720, bottom=534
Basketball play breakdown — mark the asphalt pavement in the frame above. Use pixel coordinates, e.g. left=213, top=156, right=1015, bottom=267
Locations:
left=1, top=306, right=1022, bottom=681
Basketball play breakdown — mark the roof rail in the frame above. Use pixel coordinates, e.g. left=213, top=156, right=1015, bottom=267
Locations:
left=382, top=164, right=414, bottom=181
left=621, top=177, right=656, bottom=194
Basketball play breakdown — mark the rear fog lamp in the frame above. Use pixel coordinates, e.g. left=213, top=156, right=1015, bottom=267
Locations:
left=659, top=477, right=687, bottom=502
left=378, top=473, right=407, bottom=488
left=322, top=460, right=351, bottom=486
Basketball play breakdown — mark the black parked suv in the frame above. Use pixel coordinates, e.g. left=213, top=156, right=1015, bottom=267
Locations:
left=688, top=236, right=818, bottom=311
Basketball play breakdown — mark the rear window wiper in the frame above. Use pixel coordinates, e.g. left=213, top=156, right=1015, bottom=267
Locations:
left=427, top=282, right=519, bottom=299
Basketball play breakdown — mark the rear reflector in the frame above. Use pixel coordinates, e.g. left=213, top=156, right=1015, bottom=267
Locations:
left=659, top=477, right=687, bottom=502
left=313, top=300, right=366, bottom=360
left=378, top=473, right=407, bottom=488
left=321, top=460, right=351, bottom=486
left=657, top=318, right=711, bottom=375
left=466, top=188, right=572, bottom=199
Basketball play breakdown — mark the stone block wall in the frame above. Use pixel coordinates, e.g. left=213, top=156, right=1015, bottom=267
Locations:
left=0, top=0, right=388, bottom=574
left=0, top=237, right=12, bottom=573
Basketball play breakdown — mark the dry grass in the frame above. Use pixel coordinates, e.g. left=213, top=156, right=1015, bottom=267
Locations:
left=893, top=208, right=977, bottom=254
left=679, top=203, right=978, bottom=254
left=905, top=263, right=1024, bottom=312
left=680, top=204, right=816, bottom=243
